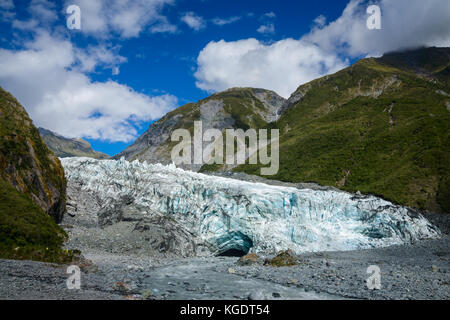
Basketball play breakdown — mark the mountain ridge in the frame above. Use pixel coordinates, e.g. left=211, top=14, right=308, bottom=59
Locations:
left=114, top=47, right=450, bottom=214
left=38, top=128, right=110, bottom=160
left=114, top=87, right=285, bottom=172
left=236, top=47, right=450, bottom=213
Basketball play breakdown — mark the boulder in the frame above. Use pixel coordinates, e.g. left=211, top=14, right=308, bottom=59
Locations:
left=265, top=249, right=297, bottom=267
left=237, top=253, right=260, bottom=266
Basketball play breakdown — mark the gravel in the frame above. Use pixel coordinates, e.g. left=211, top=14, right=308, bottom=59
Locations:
left=1, top=233, right=448, bottom=300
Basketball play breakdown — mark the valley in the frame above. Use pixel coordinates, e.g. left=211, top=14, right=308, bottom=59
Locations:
left=0, top=47, right=449, bottom=301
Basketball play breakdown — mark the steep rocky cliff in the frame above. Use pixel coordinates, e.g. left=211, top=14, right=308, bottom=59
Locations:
left=114, top=87, right=285, bottom=171
left=0, top=86, right=72, bottom=261
left=0, top=86, right=67, bottom=222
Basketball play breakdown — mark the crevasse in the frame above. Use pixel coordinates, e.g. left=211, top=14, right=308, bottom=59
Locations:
left=61, top=157, right=441, bottom=255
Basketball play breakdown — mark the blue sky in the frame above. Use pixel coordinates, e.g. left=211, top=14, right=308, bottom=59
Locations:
left=0, top=0, right=449, bottom=156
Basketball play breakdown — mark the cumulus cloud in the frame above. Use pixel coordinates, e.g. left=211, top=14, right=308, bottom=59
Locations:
left=305, top=0, right=450, bottom=57
left=195, top=0, right=450, bottom=98
left=195, top=38, right=348, bottom=98
left=0, top=31, right=177, bottom=142
left=66, top=0, right=177, bottom=38
left=181, top=12, right=205, bottom=31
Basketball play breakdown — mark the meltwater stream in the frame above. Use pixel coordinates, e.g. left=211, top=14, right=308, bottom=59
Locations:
left=61, top=157, right=440, bottom=255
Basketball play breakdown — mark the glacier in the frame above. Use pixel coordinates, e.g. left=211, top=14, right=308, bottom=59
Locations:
left=61, top=157, right=441, bottom=255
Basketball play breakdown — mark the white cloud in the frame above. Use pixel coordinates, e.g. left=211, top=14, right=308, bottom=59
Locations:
left=313, top=15, right=326, bottom=28
left=181, top=12, right=205, bottom=31
left=74, top=45, right=127, bottom=73
left=257, top=11, right=276, bottom=35
left=67, top=0, right=177, bottom=38
left=29, top=0, right=58, bottom=24
left=212, top=16, right=241, bottom=26
left=195, top=0, right=450, bottom=98
left=261, top=12, right=276, bottom=19
left=194, top=38, right=348, bottom=98
left=305, top=0, right=450, bottom=57
left=11, top=0, right=58, bottom=29
left=0, top=0, right=14, bottom=21
left=0, top=0, right=13, bottom=9
left=12, top=19, right=38, bottom=30
left=257, top=23, right=275, bottom=34
left=0, top=31, right=178, bottom=142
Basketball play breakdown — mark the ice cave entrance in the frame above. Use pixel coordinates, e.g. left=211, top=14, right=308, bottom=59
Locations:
left=216, top=231, right=253, bottom=257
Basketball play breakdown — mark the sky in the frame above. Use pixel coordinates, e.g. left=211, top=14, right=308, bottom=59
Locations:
left=0, top=0, right=449, bottom=156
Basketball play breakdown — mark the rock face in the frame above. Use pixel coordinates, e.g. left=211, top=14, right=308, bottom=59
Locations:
left=113, top=88, right=285, bottom=172
left=0, top=87, right=66, bottom=222
left=61, top=157, right=441, bottom=256
left=235, top=47, right=450, bottom=214
left=39, top=128, right=109, bottom=160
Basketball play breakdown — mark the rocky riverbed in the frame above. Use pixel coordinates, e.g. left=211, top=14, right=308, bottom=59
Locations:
left=0, top=218, right=448, bottom=300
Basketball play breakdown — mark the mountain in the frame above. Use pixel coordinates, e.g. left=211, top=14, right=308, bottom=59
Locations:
left=116, top=47, right=449, bottom=214
left=0, top=86, right=71, bottom=262
left=236, top=47, right=450, bottom=214
left=39, top=128, right=109, bottom=159
left=114, top=87, right=285, bottom=171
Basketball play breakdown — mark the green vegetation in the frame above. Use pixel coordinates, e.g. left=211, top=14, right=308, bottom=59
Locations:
left=0, top=177, right=75, bottom=263
left=116, top=48, right=450, bottom=214
left=199, top=163, right=224, bottom=173
left=235, top=48, right=450, bottom=213
left=264, top=250, right=297, bottom=267
left=0, top=86, right=67, bottom=222
left=211, top=88, right=273, bottom=130
left=0, top=86, right=72, bottom=262
left=167, top=88, right=273, bottom=133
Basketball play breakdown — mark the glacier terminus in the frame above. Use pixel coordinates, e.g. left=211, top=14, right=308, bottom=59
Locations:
left=61, top=157, right=441, bottom=257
